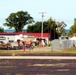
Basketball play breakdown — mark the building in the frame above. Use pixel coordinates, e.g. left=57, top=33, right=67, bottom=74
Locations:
left=0, top=32, right=49, bottom=43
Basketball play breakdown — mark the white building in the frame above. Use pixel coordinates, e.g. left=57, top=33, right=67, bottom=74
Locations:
left=0, top=32, right=35, bottom=43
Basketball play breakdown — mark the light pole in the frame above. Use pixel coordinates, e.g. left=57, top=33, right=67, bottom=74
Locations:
left=39, top=12, right=46, bottom=38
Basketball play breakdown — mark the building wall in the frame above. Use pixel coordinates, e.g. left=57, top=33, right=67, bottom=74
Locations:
left=0, top=35, right=15, bottom=43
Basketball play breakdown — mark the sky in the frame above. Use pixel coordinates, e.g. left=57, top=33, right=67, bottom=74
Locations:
left=0, top=0, right=76, bottom=29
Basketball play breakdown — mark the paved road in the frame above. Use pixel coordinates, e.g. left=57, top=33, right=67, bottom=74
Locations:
left=0, top=58, right=76, bottom=75
left=0, top=56, right=76, bottom=59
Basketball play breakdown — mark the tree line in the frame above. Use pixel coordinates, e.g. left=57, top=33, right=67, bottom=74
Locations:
left=68, top=18, right=76, bottom=37
left=0, top=10, right=70, bottom=40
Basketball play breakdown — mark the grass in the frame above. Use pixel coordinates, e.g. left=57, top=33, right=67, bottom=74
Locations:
left=0, top=49, right=51, bottom=56
left=0, top=47, right=76, bottom=56
left=61, top=47, right=76, bottom=53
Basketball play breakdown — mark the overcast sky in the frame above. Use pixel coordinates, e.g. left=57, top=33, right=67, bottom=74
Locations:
left=0, top=0, right=76, bottom=29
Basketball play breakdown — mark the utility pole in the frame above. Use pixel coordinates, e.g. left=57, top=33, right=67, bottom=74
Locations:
left=50, top=17, right=52, bottom=41
left=39, top=12, right=46, bottom=38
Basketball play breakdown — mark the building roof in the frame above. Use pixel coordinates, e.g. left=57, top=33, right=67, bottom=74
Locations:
left=0, top=32, right=50, bottom=38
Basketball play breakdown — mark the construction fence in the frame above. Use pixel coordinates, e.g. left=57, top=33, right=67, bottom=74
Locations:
left=51, top=39, right=73, bottom=50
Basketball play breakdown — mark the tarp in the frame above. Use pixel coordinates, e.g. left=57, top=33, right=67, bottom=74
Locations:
left=70, top=37, right=76, bottom=47
left=70, top=37, right=76, bottom=40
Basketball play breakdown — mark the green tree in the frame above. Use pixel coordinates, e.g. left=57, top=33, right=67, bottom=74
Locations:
left=3, top=11, right=34, bottom=32
left=46, top=18, right=67, bottom=40
left=47, top=18, right=58, bottom=40
left=26, top=21, right=49, bottom=33
left=68, top=18, right=76, bottom=37
left=26, top=19, right=58, bottom=40
left=26, top=18, right=66, bottom=40
left=0, top=27, right=4, bottom=32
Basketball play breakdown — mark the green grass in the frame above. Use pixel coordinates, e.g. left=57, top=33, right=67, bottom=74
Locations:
left=61, top=47, right=76, bottom=53
left=0, top=49, right=52, bottom=56
left=0, top=47, right=76, bottom=56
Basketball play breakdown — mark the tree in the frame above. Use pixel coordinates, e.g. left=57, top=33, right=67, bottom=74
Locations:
left=26, top=18, right=67, bottom=40
left=45, top=18, right=67, bottom=40
left=68, top=18, right=76, bottom=37
left=68, top=26, right=74, bottom=37
left=47, top=18, right=58, bottom=40
left=26, top=19, right=58, bottom=40
left=56, top=21, right=67, bottom=36
left=0, top=27, right=4, bottom=32
left=3, top=11, right=34, bottom=32
left=26, top=21, right=49, bottom=33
